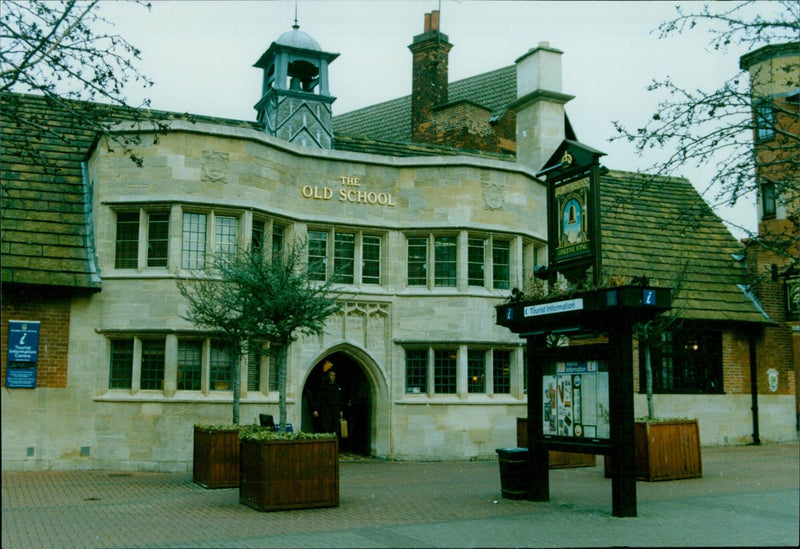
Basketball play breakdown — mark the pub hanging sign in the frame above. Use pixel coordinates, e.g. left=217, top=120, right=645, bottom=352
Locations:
left=555, top=174, right=590, bottom=261
left=538, top=140, right=606, bottom=283
left=5, top=320, right=40, bottom=388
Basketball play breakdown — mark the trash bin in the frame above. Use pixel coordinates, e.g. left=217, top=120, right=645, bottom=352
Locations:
left=496, top=447, right=531, bottom=500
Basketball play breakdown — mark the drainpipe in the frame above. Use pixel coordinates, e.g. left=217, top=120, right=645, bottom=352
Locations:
left=749, top=330, right=760, bottom=445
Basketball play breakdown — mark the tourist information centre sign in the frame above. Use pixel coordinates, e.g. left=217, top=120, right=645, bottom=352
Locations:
left=5, top=320, right=40, bottom=388
left=497, top=286, right=671, bottom=517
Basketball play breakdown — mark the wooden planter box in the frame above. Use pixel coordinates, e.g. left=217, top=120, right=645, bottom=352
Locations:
left=634, top=419, right=702, bottom=481
left=605, top=419, right=702, bottom=481
left=193, top=426, right=240, bottom=489
left=516, top=418, right=596, bottom=469
left=239, top=437, right=339, bottom=511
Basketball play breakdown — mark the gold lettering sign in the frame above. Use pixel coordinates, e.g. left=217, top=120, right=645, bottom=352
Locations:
left=300, top=178, right=396, bottom=207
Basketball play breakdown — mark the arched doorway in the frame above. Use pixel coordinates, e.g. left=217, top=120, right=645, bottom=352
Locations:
left=301, top=350, right=372, bottom=456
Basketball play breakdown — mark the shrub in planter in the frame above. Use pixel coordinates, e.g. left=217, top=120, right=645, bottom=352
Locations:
left=239, top=429, right=339, bottom=511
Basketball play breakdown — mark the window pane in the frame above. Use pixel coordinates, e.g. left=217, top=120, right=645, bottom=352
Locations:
left=140, top=339, right=165, bottom=390
left=523, top=351, right=528, bottom=394
left=468, top=238, right=485, bottom=286
left=493, top=350, right=511, bottom=394
left=467, top=350, right=486, bottom=393
left=407, top=237, right=428, bottom=286
left=182, top=213, right=207, bottom=270
left=434, top=349, right=457, bottom=393
left=215, top=216, right=238, bottom=262
left=434, top=237, right=457, bottom=287
left=308, top=230, right=328, bottom=281
left=405, top=349, right=427, bottom=394
left=115, top=212, right=139, bottom=269
left=247, top=343, right=262, bottom=392
left=756, top=102, right=775, bottom=141
left=251, top=219, right=265, bottom=253
left=492, top=240, right=510, bottom=289
left=210, top=342, right=233, bottom=391
left=177, top=340, right=202, bottom=391
left=362, top=235, right=381, bottom=284
left=333, top=232, right=355, bottom=284
left=146, top=212, right=169, bottom=267
left=268, top=344, right=285, bottom=392
left=109, top=339, right=133, bottom=389
left=762, top=183, right=777, bottom=217
left=271, top=224, right=285, bottom=261
left=640, top=329, right=723, bottom=394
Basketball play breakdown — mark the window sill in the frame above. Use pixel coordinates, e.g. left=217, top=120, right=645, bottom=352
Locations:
left=103, top=271, right=172, bottom=280
left=94, top=390, right=287, bottom=403
left=396, top=394, right=525, bottom=405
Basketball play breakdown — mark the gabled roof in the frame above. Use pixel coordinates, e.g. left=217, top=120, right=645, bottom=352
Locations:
left=333, top=65, right=517, bottom=142
left=600, top=170, right=769, bottom=325
left=0, top=92, right=259, bottom=290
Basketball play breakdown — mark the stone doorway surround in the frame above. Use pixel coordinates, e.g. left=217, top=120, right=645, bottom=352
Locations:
left=301, top=344, right=389, bottom=457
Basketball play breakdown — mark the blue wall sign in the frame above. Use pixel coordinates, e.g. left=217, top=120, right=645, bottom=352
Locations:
left=5, top=320, right=40, bottom=388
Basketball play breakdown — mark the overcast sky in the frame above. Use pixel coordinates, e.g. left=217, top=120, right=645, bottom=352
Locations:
left=96, top=0, right=773, bottom=238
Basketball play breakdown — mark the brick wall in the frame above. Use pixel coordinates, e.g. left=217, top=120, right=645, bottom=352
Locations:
left=1, top=286, right=71, bottom=388
left=745, top=237, right=798, bottom=405
left=723, top=330, right=751, bottom=394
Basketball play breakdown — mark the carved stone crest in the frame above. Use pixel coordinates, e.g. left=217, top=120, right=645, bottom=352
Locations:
left=483, top=180, right=504, bottom=210
left=201, top=151, right=230, bottom=183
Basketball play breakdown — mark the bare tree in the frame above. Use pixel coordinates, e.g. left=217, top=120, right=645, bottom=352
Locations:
left=177, top=239, right=342, bottom=429
left=611, top=1, right=799, bottom=262
left=1, top=0, right=160, bottom=166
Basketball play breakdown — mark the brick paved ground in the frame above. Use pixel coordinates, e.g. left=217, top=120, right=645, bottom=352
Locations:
left=2, top=443, right=798, bottom=548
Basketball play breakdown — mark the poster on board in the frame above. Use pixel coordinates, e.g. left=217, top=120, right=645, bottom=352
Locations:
left=5, top=320, right=40, bottom=389
left=543, top=360, right=609, bottom=439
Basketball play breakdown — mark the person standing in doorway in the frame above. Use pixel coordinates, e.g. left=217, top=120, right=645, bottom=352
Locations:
left=313, top=361, right=343, bottom=437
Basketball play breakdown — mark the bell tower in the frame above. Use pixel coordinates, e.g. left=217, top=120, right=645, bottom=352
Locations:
left=254, top=20, right=339, bottom=148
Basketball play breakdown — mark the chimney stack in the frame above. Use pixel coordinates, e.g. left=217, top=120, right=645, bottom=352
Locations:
left=511, top=41, right=574, bottom=171
left=409, top=10, right=452, bottom=143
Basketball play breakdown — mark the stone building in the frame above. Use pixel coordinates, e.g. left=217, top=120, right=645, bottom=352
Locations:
left=1, top=12, right=796, bottom=471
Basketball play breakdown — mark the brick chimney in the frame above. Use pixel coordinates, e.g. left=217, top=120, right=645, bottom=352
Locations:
left=408, top=10, right=453, bottom=143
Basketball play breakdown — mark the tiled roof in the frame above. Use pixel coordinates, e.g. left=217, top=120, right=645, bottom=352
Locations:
left=334, top=134, right=514, bottom=160
left=333, top=66, right=516, bottom=142
left=600, top=170, right=769, bottom=324
left=0, top=92, right=259, bottom=290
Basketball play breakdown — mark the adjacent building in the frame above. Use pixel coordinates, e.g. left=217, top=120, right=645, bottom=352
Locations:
left=740, top=42, right=800, bottom=431
left=1, top=12, right=796, bottom=471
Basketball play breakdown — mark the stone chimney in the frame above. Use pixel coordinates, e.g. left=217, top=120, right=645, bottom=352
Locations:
left=511, top=41, right=574, bottom=171
left=408, top=10, right=453, bottom=142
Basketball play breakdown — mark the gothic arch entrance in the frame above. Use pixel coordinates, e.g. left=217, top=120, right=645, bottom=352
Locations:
left=301, top=350, right=373, bottom=456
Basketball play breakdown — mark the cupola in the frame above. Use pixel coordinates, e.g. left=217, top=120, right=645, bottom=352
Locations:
left=253, top=19, right=339, bottom=148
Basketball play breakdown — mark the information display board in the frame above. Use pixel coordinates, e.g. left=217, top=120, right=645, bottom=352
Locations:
left=542, top=360, right=609, bottom=440
left=5, top=320, right=40, bottom=389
